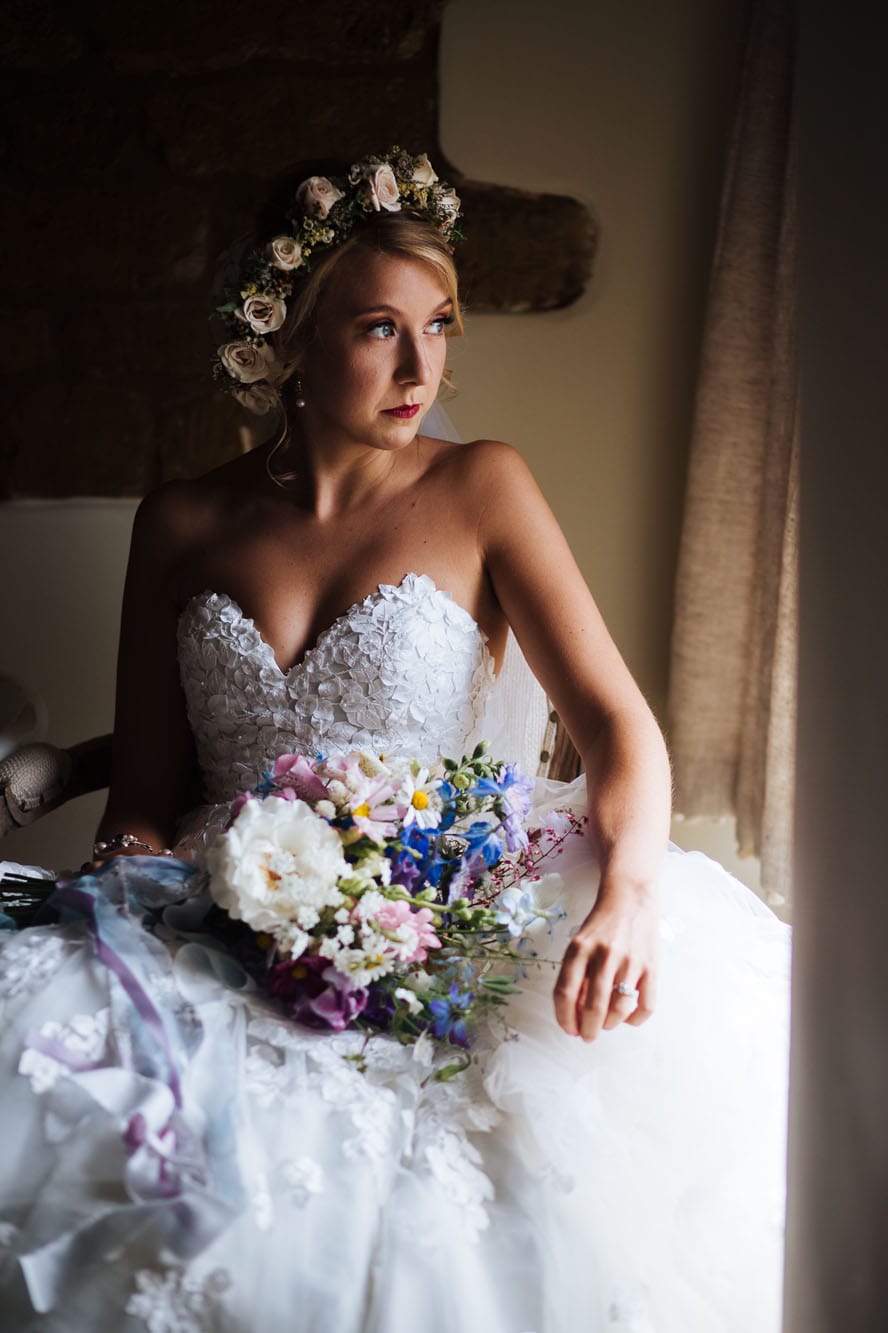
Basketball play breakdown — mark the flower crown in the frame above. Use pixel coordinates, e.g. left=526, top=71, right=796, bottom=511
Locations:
left=213, top=146, right=462, bottom=413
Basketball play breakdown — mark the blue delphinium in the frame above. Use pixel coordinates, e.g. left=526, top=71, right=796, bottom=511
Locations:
left=476, top=765, right=535, bottom=852
left=428, top=984, right=474, bottom=1048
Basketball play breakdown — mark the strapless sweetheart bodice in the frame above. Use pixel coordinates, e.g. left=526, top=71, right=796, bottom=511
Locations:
left=176, top=572, right=496, bottom=804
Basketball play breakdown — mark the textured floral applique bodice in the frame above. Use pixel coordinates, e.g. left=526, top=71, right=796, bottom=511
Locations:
left=176, top=572, right=496, bottom=804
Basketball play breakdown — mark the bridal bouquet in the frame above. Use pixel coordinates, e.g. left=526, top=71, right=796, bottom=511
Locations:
left=205, top=744, right=574, bottom=1065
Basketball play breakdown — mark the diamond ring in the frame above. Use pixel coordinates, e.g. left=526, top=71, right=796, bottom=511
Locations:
left=613, top=982, right=639, bottom=1000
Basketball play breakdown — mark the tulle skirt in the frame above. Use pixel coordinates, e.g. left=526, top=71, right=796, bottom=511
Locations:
left=0, top=776, right=790, bottom=1333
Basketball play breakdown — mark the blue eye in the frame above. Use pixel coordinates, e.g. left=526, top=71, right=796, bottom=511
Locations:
left=366, top=320, right=396, bottom=339
left=429, top=313, right=455, bottom=334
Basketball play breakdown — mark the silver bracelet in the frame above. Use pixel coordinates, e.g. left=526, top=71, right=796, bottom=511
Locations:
left=93, top=832, right=175, bottom=859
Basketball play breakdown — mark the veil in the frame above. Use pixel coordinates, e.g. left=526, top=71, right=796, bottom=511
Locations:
left=421, top=404, right=557, bottom=778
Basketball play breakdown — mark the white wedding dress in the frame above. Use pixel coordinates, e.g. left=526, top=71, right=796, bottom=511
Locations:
left=0, top=572, right=790, bottom=1333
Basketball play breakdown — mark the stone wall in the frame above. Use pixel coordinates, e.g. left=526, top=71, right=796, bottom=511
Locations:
left=0, top=0, right=594, bottom=497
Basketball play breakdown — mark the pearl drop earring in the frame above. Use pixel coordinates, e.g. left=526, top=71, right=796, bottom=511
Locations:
left=294, top=372, right=306, bottom=409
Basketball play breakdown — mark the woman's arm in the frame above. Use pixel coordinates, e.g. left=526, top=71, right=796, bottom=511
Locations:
left=93, top=483, right=201, bottom=861
left=470, top=441, right=672, bottom=1041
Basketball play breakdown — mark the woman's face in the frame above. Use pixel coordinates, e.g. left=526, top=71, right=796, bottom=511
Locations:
left=296, top=249, right=454, bottom=452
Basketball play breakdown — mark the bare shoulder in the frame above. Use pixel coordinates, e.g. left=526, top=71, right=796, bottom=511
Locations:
left=427, top=437, right=537, bottom=495
left=132, top=478, right=213, bottom=563
left=129, top=474, right=242, bottom=611
left=133, top=451, right=257, bottom=564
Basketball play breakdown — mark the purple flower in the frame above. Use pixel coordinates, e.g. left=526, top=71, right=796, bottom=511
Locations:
left=478, top=765, right=534, bottom=852
left=388, top=848, right=423, bottom=893
left=362, top=983, right=396, bottom=1027
left=227, top=791, right=252, bottom=824
left=267, top=953, right=329, bottom=1001
left=267, top=954, right=368, bottom=1031
left=308, top=968, right=369, bottom=1030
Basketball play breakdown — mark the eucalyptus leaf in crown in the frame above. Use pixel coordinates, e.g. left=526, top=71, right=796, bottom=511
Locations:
left=213, top=147, right=462, bottom=405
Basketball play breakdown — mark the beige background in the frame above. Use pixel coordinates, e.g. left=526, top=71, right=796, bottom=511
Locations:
left=0, top=0, right=757, bottom=885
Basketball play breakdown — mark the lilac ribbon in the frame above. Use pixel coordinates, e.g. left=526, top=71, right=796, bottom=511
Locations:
left=53, top=878, right=186, bottom=1107
left=23, top=1029, right=107, bottom=1073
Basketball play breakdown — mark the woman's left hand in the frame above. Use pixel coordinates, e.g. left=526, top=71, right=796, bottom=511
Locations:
left=553, top=877, right=658, bottom=1041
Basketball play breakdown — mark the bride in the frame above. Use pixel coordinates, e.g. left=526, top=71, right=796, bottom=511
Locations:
left=0, top=149, right=789, bottom=1332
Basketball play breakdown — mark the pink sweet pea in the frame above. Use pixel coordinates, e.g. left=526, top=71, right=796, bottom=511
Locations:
left=374, top=899, right=441, bottom=963
left=227, top=791, right=252, bottom=824
left=271, top=753, right=330, bottom=803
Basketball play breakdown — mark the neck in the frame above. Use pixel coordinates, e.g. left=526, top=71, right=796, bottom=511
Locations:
left=266, top=417, right=412, bottom=520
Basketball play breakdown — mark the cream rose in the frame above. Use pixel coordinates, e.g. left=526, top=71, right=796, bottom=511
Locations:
left=241, top=293, right=286, bottom=335
left=295, top=176, right=345, bottom=220
left=206, top=797, right=348, bottom=950
left=411, top=153, right=438, bottom=186
left=233, top=383, right=280, bottom=415
left=218, top=340, right=279, bottom=384
left=267, top=234, right=303, bottom=271
left=361, top=163, right=401, bottom=213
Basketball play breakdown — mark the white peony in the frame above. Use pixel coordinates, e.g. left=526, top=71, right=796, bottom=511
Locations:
left=206, top=798, right=348, bottom=951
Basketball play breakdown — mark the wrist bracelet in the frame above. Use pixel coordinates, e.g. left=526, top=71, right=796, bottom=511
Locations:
left=93, top=832, right=175, bottom=859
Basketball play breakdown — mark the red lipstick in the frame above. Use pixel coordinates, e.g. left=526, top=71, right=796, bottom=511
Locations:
left=383, top=404, right=421, bottom=420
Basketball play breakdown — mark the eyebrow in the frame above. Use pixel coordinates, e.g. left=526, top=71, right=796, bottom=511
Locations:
left=349, top=299, right=454, bottom=319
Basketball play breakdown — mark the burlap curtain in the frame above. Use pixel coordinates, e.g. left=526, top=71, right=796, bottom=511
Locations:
left=668, top=0, right=797, bottom=908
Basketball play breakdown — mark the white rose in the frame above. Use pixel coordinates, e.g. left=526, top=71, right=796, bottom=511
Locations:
left=241, top=293, right=286, bottom=335
left=232, top=383, right=280, bottom=415
left=266, top=234, right=303, bottom=270
left=295, top=176, right=345, bottom=220
left=206, top=797, right=348, bottom=943
left=411, top=153, right=438, bottom=186
left=218, top=340, right=279, bottom=384
left=361, top=163, right=401, bottom=213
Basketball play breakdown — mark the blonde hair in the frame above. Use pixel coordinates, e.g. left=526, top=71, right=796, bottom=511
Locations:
left=265, top=213, right=463, bottom=486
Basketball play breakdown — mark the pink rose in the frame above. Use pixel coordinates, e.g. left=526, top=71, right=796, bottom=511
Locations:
left=218, top=340, right=278, bottom=384
left=360, top=163, right=401, bottom=213
left=241, top=293, right=286, bottom=335
left=266, top=235, right=303, bottom=271
left=295, top=176, right=345, bottom=220
left=232, top=383, right=280, bottom=415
